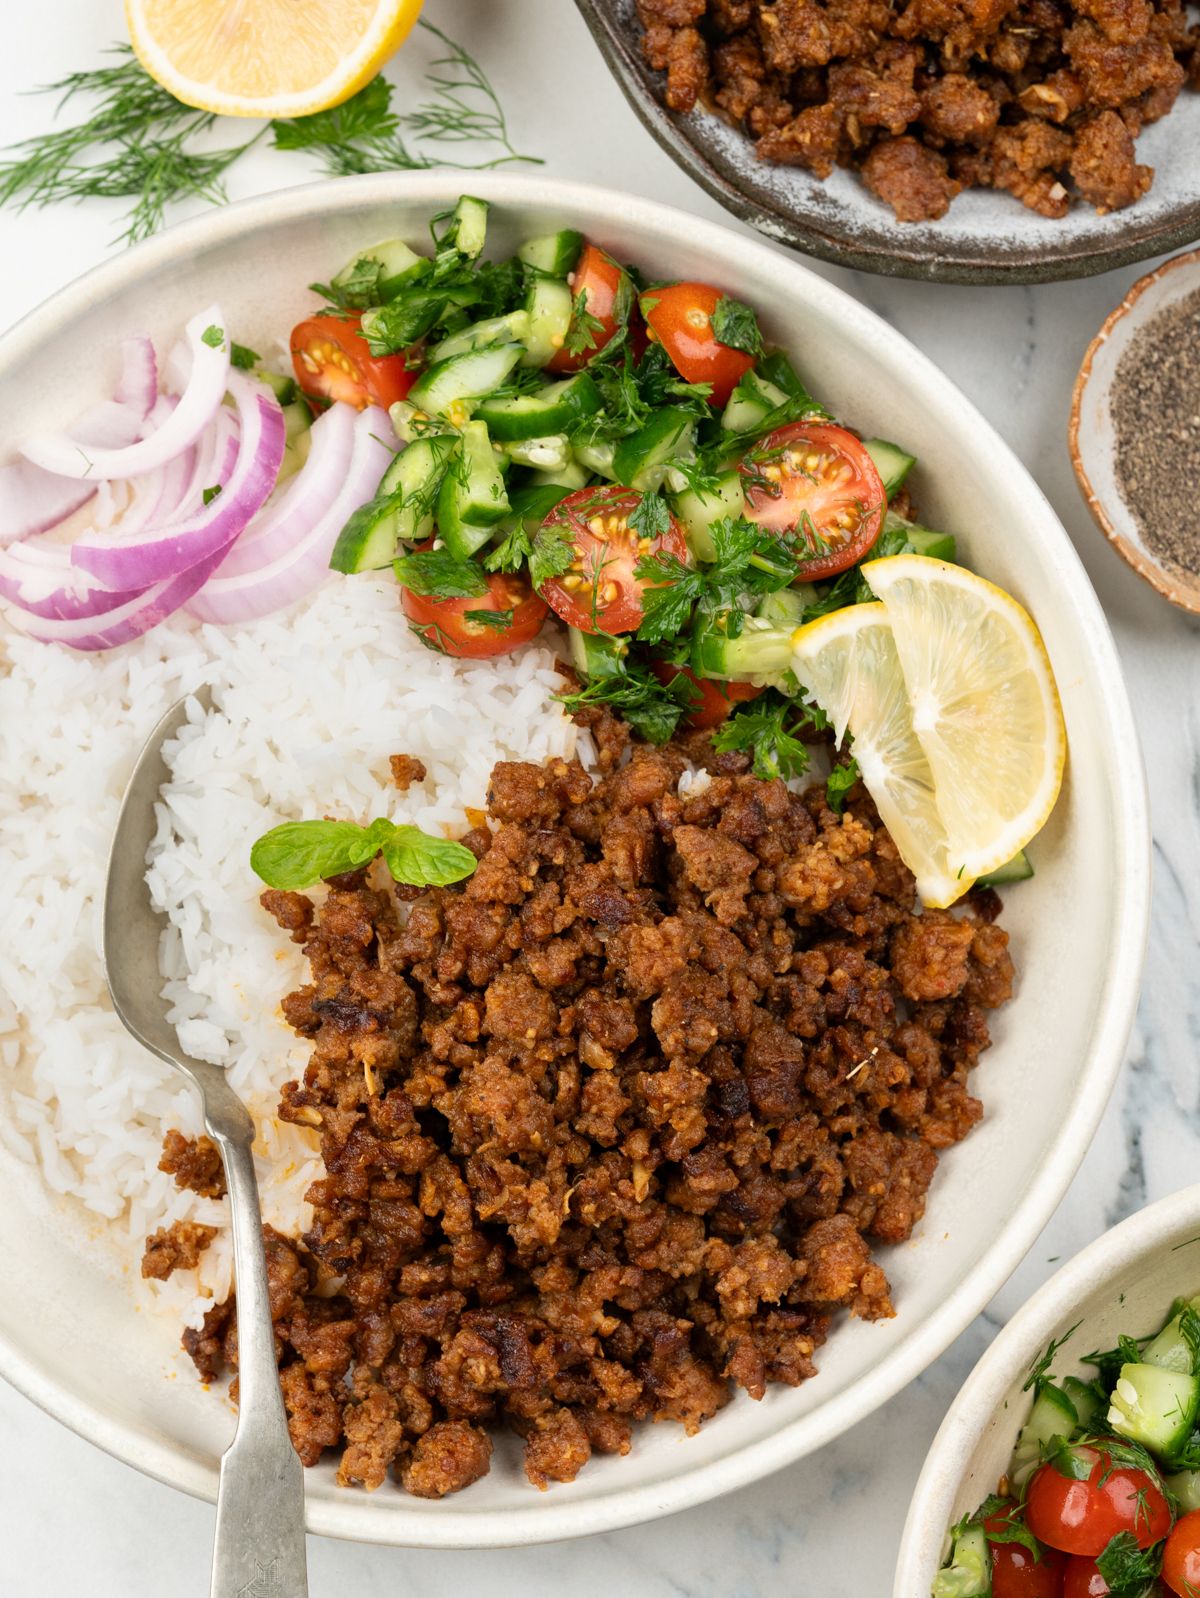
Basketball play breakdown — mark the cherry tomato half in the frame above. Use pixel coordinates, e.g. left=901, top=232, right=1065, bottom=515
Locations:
left=740, top=421, right=886, bottom=581
left=1062, top=1556, right=1109, bottom=1598
left=291, top=313, right=416, bottom=412
left=984, top=1514, right=1068, bottom=1597
left=1025, top=1451, right=1173, bottom=1558
left=400, top=551, right=548, bottom=659
left=546, top=245, right=630, bottom=375
left=1163, top=1506, right=1200, bottom=1596
left=536, top=486, right=691, bottom=636
left=651, top=662, right=765, bottom=730
left=642, top=282, right=756, bottom=408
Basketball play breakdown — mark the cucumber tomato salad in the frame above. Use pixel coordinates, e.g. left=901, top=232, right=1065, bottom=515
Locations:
left=937, top=1293, right=1200, bottom=1597
left=310, top=195, right=963, bottom=787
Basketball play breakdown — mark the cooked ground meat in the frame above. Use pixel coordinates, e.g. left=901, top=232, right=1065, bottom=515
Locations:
left=389, top=753, right=427, bottom=792
left=141, top=1220, right=217, bottom=1280
left=164, top=722, right=1014, bottom=1497
left=636, top=0, right=1197, bottom=221
left=159, top=1130, right=227, bottom=1198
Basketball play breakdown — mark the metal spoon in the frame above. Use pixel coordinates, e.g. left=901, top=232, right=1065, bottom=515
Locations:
left=104, top=686, right=308, bottom=1598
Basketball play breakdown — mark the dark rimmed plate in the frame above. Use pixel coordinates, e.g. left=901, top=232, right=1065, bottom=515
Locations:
left=575, top=0, right=1200, bottom=284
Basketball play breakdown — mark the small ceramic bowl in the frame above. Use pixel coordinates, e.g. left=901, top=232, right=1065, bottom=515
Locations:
left=1071, top=248, right=1200, bottom=616
left=895, top=1184, right=1200, bottom=1595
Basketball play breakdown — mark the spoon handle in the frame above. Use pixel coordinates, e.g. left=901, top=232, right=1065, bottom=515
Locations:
left=208, top=1123, right=308, bottom=1598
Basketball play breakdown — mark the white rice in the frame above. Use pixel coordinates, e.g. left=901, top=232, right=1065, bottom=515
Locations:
left=0, top=572, right=579, bottom=1329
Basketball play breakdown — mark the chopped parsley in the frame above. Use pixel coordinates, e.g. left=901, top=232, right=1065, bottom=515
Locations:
left=710, top=690, right=825, bottom=783
left=562, top=288, right=606, bottom=359
left=710, top=295, right=763, bottom=356
left=462, top=608, right=513, bottom=632
left=201, top=324, right=224, bottom=349
left=825, top=755, right=859, bottom=816
left=229, top=341, right=260, bottom=369
left=392, top=548, right=489, bottom=600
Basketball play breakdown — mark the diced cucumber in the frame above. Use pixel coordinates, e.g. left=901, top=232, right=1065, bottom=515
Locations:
left=757, top=585, right=817, bottom=627
left=569, top=626, right=628, bottom=681
left=475, top=373, right=603, bottom=441
left=1009, top=1384, right=1079, bottom=1487
left=1108, top=1361, right=1200, bottom=1454
left=329, top=433, right=457, bottom=573
left=276, top=399, right=312, bottom=485
left=437, top=422, right=511, bottom=562
left=670, top=470, right=745, bottom=563
left=907, top=525, right=957, bottom=562
left=490, top=482, right=574, bottom=547
left=255, top=367, right=296, bottom=405
left=975, top=850, right=1034, bottom=889
left=518, top=230, right=584, bottom=278
left=575, top=440, right=617, bottom=480
left=527, top=458, right=589, bottom=491
left=1061, top=1376, right=1101, bottom=1431
left=613, top=408, right=694, bottom=492
left=333, top=238, right=431, bottom=301
left=427, top=310, right=532, bottom=367
left=1143, top=1313, right=1196, bottom=1376
left=756, top=350, right=806, bottom=399
left=863, top=437, right=917, bottom=498
left=504, top=434, right=571, bottom=470
left=444, top=195, right=489, bottom=259
left=720, top=373, right=789, bottom=435
left=932, top=1525, right=991, bottom=1598
left=520, top=278, right=574, bottom=369
left=408, top=343, right=524, bottom=419
left=1167, top=1470, right=1200, bottom=1514
left=692, top=616, right=794, bottom=683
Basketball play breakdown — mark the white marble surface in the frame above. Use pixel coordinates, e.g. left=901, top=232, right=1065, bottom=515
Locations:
left=1, top=1, right=1198, bottom=1591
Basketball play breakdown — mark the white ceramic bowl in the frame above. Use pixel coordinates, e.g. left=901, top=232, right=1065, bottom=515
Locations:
left=1071, top=247, right=1200, bottom=617
left=0, top=172, right=1151, bottom=1548
left=895, top=1185, right=1200, bottom=1595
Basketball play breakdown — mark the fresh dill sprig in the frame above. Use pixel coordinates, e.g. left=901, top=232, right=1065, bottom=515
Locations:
left=0, top=23, right=538, bottom=244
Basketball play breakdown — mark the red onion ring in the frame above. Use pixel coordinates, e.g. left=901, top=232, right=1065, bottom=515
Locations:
left=0, top=538, right=145, bottom=622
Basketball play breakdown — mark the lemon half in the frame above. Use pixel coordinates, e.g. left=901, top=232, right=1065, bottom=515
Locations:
left=792, top=602, right=967, bottom=908
left=863, top=555, right=1065, bottom=885
left=126, top=0, right=424, bottom=119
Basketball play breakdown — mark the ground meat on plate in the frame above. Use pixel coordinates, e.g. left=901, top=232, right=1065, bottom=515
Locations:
left=151, top=725, right=1014, bottom=1497
left=633, top=0, right=1197, bottom=221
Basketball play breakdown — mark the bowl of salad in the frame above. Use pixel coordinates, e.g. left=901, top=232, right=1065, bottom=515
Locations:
left=0, top=172, right=1150, bottom=1545
left=898, top=1185, right=1200, bottom=1597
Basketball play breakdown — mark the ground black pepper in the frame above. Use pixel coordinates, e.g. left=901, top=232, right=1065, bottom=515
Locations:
left=1111, top=286, right=1200, bottom=578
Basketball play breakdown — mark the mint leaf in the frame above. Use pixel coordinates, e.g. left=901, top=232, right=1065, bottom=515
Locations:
left=250, top=819, right=379, bottom=889
left=380, top=826, right=478, bottom=887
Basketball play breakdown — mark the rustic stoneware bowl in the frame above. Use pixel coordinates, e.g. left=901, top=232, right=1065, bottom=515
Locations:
left=574, top=0, right=1200, bottom=284
left=895, top=1185, right=1200, bottom=1595
left=1071, top=247, right=1200, bottom=617
left=0, top=172, right=1150, bottom=1547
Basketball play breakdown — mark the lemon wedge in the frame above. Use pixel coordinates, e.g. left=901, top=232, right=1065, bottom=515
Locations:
left=791, top=602, right=967, bottom=908
left=863, top=553, right=1065, bottom=885
left=126, top=0, right=424, bottom=119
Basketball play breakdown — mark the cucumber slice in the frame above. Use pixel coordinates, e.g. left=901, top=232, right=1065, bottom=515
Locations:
left=408, top=343, right=524, bottom=419
left=1061, top=1376, right=1101, bottom=1431
left=863, top=437, right=917, bottom=498
left=527, top=458, right=588, bottom=491
left=1108, top=1361, right=1200, bottom=1454
left=330, top=433, right=457, bottom=572
left=255, top=368, right=296, bottom=405
left=437, top=422, right=511, bottom=562
left=504, top=435, right=571, bottom=471
left=1143, top=1313, right=1196, bottom=1375
left=443, top=195, right=489, bottom=259
left=574, top=440, right=617, bottom=480
left=569, top=626, right=627, bottom=681
left=691, top=616, right=793, bottom=683
left=1167, top=1469, right=1200, bottom=1514
left=907, top=524, right=957, bottom=562
left=1009, top=1383, right=1079, bottom=1487
left=475, top=373, right=603, bottom=442
left=518, top=230, right=584, bottom=278
left=427, top=310, right=532, bottom=367
left=520, top=278, right=574, bottom=369
left=720, top=373, right=788, bottom=435
left=932, top=1525, right=991, bottom=1598
left=613, top=408, right=694, bottom=492
left=670, top=470, right=744, bottom=563
left=975, top=850, right=1033, bottom=888
left=756, top=585, right=817, bottom=627
left=490, top=482, right=574, bottom=546
left=333, top=239, right=431, bottom=302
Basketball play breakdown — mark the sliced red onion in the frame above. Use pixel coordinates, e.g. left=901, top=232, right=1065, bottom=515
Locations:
left=19, top=305, right=230, bottom=482
left=0, top=537, right=145, bottom=622
left=112, top=336, right=158, bottom=419
left=11, top=547, right=228, bottom=651
left=212, top=401, right=358, bottom=580
left=187, top=406, right=397, bottom=626
left=69, top=373, right=284, bottom=590
left=175, top=403, right=240, bottom=519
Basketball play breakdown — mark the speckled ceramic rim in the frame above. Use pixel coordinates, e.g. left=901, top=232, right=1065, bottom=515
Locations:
left=894, top=1184, right=1200, bottom=1595
left=573, top=0, right=1200, bottom=285
left=0, top=171, right=1151, bottom=1547
left=1069, top=247, right=1200, bottom=616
